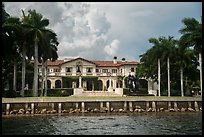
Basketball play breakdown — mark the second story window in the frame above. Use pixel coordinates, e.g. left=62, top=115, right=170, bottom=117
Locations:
left=66, top=67, right=72, bottom=72
left=96, top=69, right=99, bottom=73
left=87, top=68, right=92, bottom=73
left=112, top=69, right=117, bottom=73
left=102, top=69, right=108, bottom=73
left=131, top=67, right=135, bottom=72
left=54, top=68, right=60, bottom=72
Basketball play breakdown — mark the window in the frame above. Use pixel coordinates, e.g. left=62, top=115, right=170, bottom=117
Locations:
left=54, top=68, right=60, bottom=72
left=102, top=69, right=108, bottom=73
left=96, top=69, right=99, bottom=73
left=66, top=67, right=72, bottom=72
left=112, top=69, right=117, bottom=73
left=131, top=67, right=134, bottom=72
left=87, top=68, right=92, bottom=73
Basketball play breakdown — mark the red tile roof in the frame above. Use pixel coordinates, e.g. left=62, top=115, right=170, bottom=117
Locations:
left=92, top=61, right=139, bottom=67
left=37, top=60, right=64, bottom=66
left=37, top=57, right=140, bottom=67
left=61, top=57, right=96, bottom=65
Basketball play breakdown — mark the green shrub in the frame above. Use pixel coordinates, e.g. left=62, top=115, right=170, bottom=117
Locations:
left=138, top=88, right=148, bottom=94
left=123, top=88, right=130, bottom=95
left=47, top=88, right=73, bottom=97
left=24, top=90, right=33, bottom=97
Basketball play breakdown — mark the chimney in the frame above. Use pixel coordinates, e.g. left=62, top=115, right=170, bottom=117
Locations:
left=122, top=58, right=126, bottom=62
left=113, top=56, right=117, bottom=64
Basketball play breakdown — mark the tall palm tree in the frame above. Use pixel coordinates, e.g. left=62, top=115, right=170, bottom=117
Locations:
left=22, top=9, right=50, bottom=96
left=2, top=16, right=22, bottom=93
left=38, top=30, right=59, bottom=96
left=179, top=17, right=202, bottom=95
left=175, top=42, right=195, bottom=96
left=148, top=37, right=166, bottom=96
left=159, top=36, right=177, bottom=97
left=19, top=10, right=32, bottom=97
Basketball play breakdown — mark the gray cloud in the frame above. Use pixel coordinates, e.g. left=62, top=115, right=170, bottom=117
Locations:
left=4, top=2, right=201, bottom=62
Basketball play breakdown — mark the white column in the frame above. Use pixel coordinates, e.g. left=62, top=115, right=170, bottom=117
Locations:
left=167, top=57, right=170, bottom=97
left=194, top=101, right=199, bottom=112
left=51, top=103, right=55, bottom=110
left=174, top=102, right=178, bottom=111
left=108, top=75, right=113, bottom=92
left=81, top=102, right=85, bottom=113
left=58, top=103, right=61, bottom=114
left=76, top=102, right=79, bottom=109
left=31, top=103, right=34, bottom=114
left=79, top=76, right=82, bottom=88
left=100, top=102, right=103, bottom=111
left=181, top=68, right=184, bottom=97
left=106, top=102, right=110, bottom=112
left=6, top=104, right=10, bottom=115
left=168, top=101, right=171, bottom=110
left=25, top=103, right=28, bottom=111
left=124, top=101, right=127, bottom=111
left=152, top=101, right=156, bottom=112
left=188, top=101, right=192, bottom=108
left=146, top=101, right=149, bottom=111
left=199, top=53, right=202, bottom=96
left=122, top=77, right=126, bottom=88
left=129, top=101, right=133, bottom=112
left=158, top=59, right=161, bottom=96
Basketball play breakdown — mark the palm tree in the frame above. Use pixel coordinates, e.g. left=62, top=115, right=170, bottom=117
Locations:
left=2, top=16, right=22, bottom=93
left=148, top=37, right=166, bottom=96
left=22, top=9, right=50, bottom=96
left=179, top=17, right=202, bottom=95
left=159, top=36, right=177, bottom=97
left=175, top=41, right=196, bottom=96
left=139, top=36, right=177, bottom=97
left=38, top=30, right=59, bottom=96
left=16, top=10, right=35, bottom=97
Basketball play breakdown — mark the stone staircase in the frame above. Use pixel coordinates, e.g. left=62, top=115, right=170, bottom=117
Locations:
left=74, top=91, right=122, bottom=96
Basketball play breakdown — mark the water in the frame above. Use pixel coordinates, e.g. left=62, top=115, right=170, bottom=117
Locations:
left=2, top=112, right=202, bottom=135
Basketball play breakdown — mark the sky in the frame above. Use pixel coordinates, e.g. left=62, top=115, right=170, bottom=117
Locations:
left=4, top=2, right=202, bottom=62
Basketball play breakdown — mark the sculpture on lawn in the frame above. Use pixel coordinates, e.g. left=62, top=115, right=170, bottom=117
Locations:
left=127, top=74, right=139, bottom=92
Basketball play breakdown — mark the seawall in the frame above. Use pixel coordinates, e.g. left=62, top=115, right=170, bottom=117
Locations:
left=2, top=96, right=202, bottom=115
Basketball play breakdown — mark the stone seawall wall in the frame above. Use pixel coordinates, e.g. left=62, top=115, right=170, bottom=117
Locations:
left=2, top=101, right=202, bottom=115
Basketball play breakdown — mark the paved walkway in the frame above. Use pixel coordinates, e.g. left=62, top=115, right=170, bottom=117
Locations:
left=2, top=96, right=202, bottom=103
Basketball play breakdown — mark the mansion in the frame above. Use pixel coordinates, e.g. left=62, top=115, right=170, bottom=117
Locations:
left=38, top=57, right=142, bottom=93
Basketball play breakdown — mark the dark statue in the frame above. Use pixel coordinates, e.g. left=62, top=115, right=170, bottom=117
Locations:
left=128, top=74, right=139, bottom=92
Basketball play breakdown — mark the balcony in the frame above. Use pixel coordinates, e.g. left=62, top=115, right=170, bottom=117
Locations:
left=39, top=72, right=125, bottom=77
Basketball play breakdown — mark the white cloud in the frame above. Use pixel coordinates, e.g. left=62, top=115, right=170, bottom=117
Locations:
left=104, top=39, right=120, bottom=56
left=86, top=8, right=111, bottom=35
left=4, top=2, right=202, bottom=62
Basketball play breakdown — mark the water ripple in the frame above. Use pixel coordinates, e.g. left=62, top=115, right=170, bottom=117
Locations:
left=2, top=113, right=202, bottom=135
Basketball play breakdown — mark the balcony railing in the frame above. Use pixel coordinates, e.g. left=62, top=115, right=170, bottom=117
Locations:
left=39, top=72, right=125, bottom=77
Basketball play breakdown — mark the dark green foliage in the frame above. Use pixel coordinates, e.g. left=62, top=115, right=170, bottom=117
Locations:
left=47, top=88, right=73, bottom=97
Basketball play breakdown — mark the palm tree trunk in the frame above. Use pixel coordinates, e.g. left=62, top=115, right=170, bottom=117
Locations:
left=44, top=60, right=48, bottom=96
left=199, top=53, right=202, bottom=96
left=33, top=41, right=38, bottom=97
left=158, top=58, right=161, bottom=96
left=21, top=45, right=26, bottom=97
left=180, top=67, right=184, bottom=97
left=13, top=61, right=17, bottom=92
left=167, top=57, right=170, bottom=97
left=40, top=60, right=45, bottom=96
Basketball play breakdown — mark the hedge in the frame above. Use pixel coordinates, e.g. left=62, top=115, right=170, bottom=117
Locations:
left=47, top=88, right=73, bottom=97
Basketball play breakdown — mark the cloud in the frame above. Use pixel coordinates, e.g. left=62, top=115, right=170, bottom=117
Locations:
left=104, top=39, right=120, bottom=56
left=86, top=8, right=111, bottom=35
left=4, top=2, right=202, bottom=62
